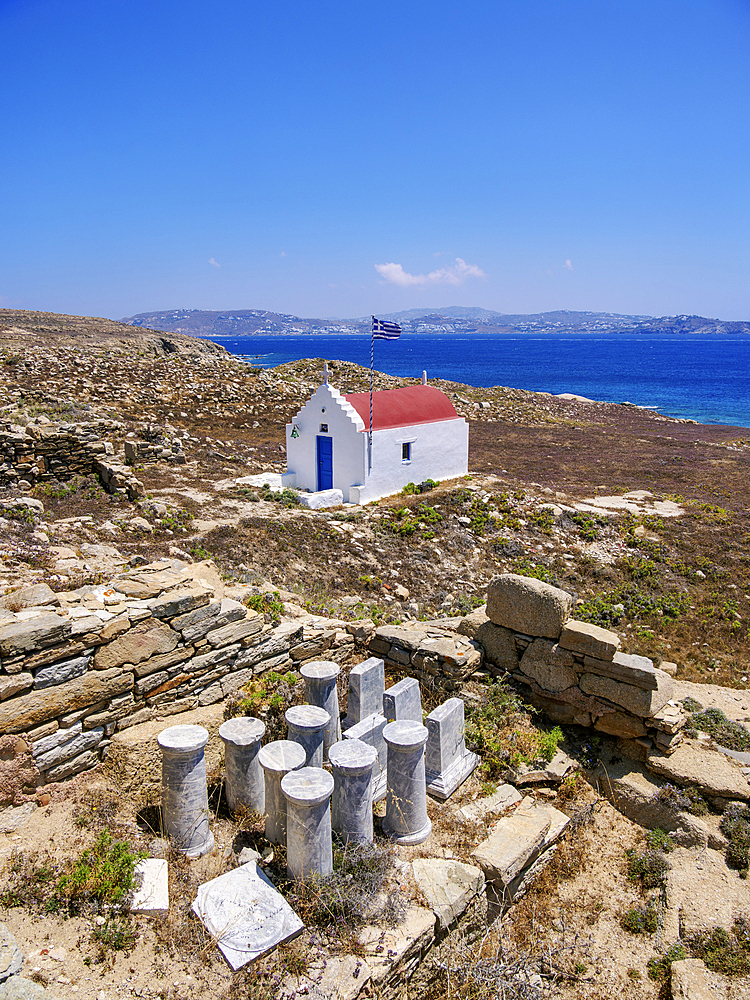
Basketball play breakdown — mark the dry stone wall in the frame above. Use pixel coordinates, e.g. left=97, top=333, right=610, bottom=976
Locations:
left=0, top=416, right=144, bottom=500
left=0, top=558, right=361, bottom=798
left=366, top=623, right=482, bottom=691
left=461, top=573, right=685, bottom=754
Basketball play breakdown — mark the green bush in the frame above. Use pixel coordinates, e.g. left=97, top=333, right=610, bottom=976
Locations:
left=622, top=903, right=658, bottom=934
left=720, top=804, right=750, bottom=874
left=55, top=831, right=142, bottom=906
left=647, top=943, right=687, bottom=981
left=627, top=847, right=671, bottom=889
left=690, top=921, right=750, bottom=976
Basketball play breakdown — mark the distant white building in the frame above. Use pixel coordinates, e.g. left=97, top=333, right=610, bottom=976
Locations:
left=283, top=371, right=469, bottom=504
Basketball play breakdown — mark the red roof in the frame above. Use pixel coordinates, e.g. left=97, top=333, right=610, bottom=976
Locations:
left=344, top=384, right=459, bottom=431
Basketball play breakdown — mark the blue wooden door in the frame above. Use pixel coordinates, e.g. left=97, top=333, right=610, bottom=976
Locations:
left=316, top=435, right=333, bottom=491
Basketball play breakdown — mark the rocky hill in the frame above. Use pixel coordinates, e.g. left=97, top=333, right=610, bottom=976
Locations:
left=120, top=306, right=750, bottom=339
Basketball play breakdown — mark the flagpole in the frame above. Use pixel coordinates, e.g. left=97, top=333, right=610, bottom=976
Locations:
left=369, top=316, right=374, bottom=473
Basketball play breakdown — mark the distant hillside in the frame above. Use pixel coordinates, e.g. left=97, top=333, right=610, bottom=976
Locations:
left=121, top=307, right=750, bottom=339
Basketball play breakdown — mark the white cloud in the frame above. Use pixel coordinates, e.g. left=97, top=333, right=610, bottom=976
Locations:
left=208, top=257, right=220, bottom=268
left=279, top=251, right=287, bottom=257
left=375, top=257, right=486, bottom=287
left=564, top=259, right=573, bottom=270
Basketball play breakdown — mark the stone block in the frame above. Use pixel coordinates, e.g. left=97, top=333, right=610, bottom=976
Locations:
left=558, top=619, right=620, bottom=660
left=412, top=858, right=484, bottom=930
left=647, top=742, right=750, bottom=801
left=357, top=905, right=435, bottom=987
left=297, top=489, right=343, bottom=509
left=0, top=614, right=72, bottom=658
left=148, top=587, right=211, bottom=620
left=471, top=808, right=550, bottom=898
left=206, top=613, right=262, bottom=648
left=132, top=645, right=194, bottom=679
left=460, top=783, right=522, bottom=822
left=518, top=638, right=577, bottom=693
left=94, top=619, right=178, bottom=670
left=456, top=605, right=489, bottom=638
left=192, top=861, right=304, bottom=969
left=33, top=654, right=90, bottom=689
left=472, top=622, right=519, bottom=672
left=0, top=672, right=33, bottom=700
left=670, top=959, right=714, bottom=1000
left=486, top=574, right=572, bottom=639
left=583, top=650, right=662, bottom=690
left=131, top=858, right=169, bottom=914
left=35, top=726, right=104, bottom=772
left=0, top=667, right=133, bottom=734
left=593, top=711, right=647, bottom=739
left=45, top=748, right=101, bottom=781
left=580, top=670, right=673, bottom=717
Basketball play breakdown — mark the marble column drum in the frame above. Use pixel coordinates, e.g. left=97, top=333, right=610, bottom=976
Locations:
left=157, top=724, right=215, bottom=858
left=219, top=717, right=266, bottom=815
left=382, top=720, right=432, bottom=846
left=329, top=739, right=378, bottom=844
left=258, top=740, right=307, bottom=845
left=281, top=766, right=335, bottom=880
left=300, top=660, right=341, bottom=755
left=285, top=704, right=330, bottom=767
left=343, top=657, right=385, bottom=729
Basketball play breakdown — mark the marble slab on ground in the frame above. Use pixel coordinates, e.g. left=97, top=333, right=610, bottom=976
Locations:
left=412, top=858, right=484, bottom=930
left=131, top=858, right=169, bottom=914
left=357, top=905, right=436, bottom=986
left=460, top=783, right=522, bottom=822
left=192, top=861, right=303, bottom=969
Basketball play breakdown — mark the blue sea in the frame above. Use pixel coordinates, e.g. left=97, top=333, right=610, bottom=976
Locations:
left=209, top=334, right=750, bottom=429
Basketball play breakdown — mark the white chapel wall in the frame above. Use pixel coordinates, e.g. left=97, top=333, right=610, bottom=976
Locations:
left=353, top=416, right=469, bottom=504
left=285, top=383, right=365, bottom=499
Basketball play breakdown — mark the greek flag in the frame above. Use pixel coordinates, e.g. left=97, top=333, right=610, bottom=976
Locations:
left=372, top=316, right=402, bottom=340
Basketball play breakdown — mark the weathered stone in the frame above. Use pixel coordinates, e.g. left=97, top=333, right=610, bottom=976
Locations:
left=580, top=670, right=673, bottom=717
left=472, top=622, right=519, bottom=672
left=192, top=861, right=304, bottom=969
left=357, top=905, right=435, bottom=987
left=593, top=710, right=647, bottom=738
left=647, top=741, right=750, bottom=801
left=509, top=750, right=577, bottom=786
left=0, top=583, right=57, bottom=611
left=583, top=650, right=662, bottom=690
left=518, top=638, right=577, bottom=693
left=486, top=574, right=572, bottom=639
left=233, top=622, right=303, bottom=671
left=670, top=959, right=714, bottom=1000
left=33, top=654, right=90, bottom=689
left=0, top=614, right=71, bottom=658
left=45, top=748, right=101, bottom=781
left=94, top=619, right=178, bottom=670
left=456, top=605, right=489, bottom=638
left=558, top=619, right=620, bottom=659
left=185, top=643, right=241, bottom=675
left=374, top=625, right=426, bottom=653
left=0, top=667, right=133, bottom=733
left=36, top=727, right=104, bottom=772
left=0, top=672, right=33, bottom=700
left=132, top=644, right=194, bottom=679
left=131, top=858, right=169, bottom=915
left=412, top=858, right=484, bottom=930
left=148, top=587, right=211, bottom=620
left=206, top=613, right=262, bottom=648
left=0, top=923, right=23, bottom=982
left=460, top=783, right=522, bottom=822
left=472, top=807, right=550, bottom=902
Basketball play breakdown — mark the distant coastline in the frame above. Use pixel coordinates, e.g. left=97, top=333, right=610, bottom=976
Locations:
left=209, top=332, right=750, bottom=430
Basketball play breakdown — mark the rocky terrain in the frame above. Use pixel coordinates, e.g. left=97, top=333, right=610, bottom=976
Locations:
left=1, top=308, right=749, bottom=1000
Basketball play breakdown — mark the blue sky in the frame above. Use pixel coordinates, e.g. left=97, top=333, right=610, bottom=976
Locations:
left=2, top=0, right=750, bottom=321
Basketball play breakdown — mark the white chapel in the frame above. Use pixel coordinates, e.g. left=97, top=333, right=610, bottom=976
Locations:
left=282, top=371, right=469, bottom=504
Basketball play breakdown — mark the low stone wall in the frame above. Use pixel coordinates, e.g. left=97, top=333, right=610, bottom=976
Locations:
left=460, top=573, right=684, bottom=754
left=0, top=559, right=368, bottom=796
left=366, top=623, right=482, bottom=691
left=0, top=417, right=144, bottom=500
